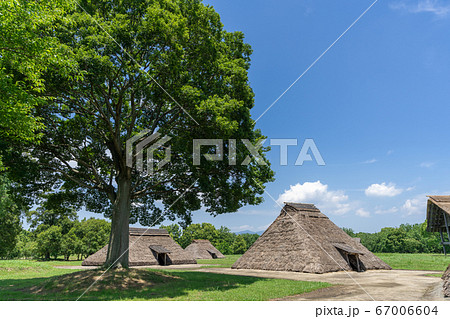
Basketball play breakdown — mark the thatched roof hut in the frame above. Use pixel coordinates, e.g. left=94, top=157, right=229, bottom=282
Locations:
left=184, top=239, right=225, bottom=259
left=426, top=196, right=450, bottom=255
left=232, top=203, right=391, bottom=274
left=82, top=228, right=196, bottom=266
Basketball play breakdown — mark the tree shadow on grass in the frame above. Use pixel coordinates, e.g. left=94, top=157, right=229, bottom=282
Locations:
left=0, top=268, right=284, bottom=301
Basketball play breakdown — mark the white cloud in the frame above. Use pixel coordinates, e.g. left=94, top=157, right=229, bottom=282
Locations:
left=277, top=181, right=351, bottom=215
left=402, top=196, right=427, bottom=216
left=374, top=206, right=399, bottom=215
left=356, top=209, right=371, bottom=218
left=365, top=183, right=403, bottom=197
left=420, top=162, right=435, bottom=168
left=238, top=209, right=276, bottom=216
left=391, top=0, right=450, bottom=17
left=362, top=159, right=377, bottom=164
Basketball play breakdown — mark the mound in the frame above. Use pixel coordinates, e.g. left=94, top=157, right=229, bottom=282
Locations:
left=232, top=202, right=391, bottom=273
left=26, top=269, right=178, bottom=295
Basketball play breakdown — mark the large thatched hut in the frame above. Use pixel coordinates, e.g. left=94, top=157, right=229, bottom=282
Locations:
left=426, top=196, right=450, bottom=255
left=82, top=228, right=196, bottom=266
left=185, top=239, right=225, bottom=259
left=232, top=203, right=391, bottom=274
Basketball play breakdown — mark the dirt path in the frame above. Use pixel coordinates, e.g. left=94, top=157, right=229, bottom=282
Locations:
left=196, top=268, right=446, bottom=301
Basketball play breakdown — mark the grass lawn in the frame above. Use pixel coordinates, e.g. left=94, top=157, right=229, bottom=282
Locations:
left=2, top=253, right=448, bottom=300
left=0, top=259, right=81, bottom=280
left=375, top=253, right=449, bottom=272
left=0, top=259, right=330, bottom=301
left=196, top=255, right=241, bottom=268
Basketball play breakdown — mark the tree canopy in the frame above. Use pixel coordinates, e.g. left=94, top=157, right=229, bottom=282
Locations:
left=3, top=0, right=274, bottom=267
left=0, top=0, right=79, bottom=164
left=345, top=222, right=445, bottom=254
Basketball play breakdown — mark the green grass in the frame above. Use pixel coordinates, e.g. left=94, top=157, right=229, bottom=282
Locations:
left=0, top=260, right=81, bottom=280
left=375, top=253, right=449, bottom=272
left=0, top=259, right=330, bottom=301
left=2, top=253, right=447, bottom=300
left=83, top=269, right=331, bottom=301
left=196, top=255, right=241, bottom=268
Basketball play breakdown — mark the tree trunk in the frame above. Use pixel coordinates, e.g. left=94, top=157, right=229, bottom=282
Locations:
left=105, top=175, right=131, bottom=268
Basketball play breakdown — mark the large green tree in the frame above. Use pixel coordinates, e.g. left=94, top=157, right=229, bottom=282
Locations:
left=8, top=0, right=273, bottom=267
left=0, top=0, right=78, bottom=160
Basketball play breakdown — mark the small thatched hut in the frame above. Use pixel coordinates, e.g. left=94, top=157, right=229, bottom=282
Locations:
left=185, top=239, right=225, bottom=259
left=82, top=228, right=196, bottom=266
left=232, top=203, right=391, bottom=274
left=426, top=196, right=450, bottom=255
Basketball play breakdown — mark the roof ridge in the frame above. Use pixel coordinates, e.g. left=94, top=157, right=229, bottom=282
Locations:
left=284, top=202, right=319, bottom=211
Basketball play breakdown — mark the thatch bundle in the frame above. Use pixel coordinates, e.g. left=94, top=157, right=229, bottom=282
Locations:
left=443, top=264, right=450, bottom=297
left=184, top=239, right=225, bottom=259
left=82, top=228, right=196, bottom=266
left=232, top=203, right=391, bottom=274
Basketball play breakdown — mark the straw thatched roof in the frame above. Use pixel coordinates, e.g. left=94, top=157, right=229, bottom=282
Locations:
left=443, top=265, right=450, bottom=297
left=232, top=202, right=391, bottom=274
left=184, top=239, right=225, bottom=259
left=426, top=196, right=450, bottom=232
left=82, top=228, right=196, bottom=266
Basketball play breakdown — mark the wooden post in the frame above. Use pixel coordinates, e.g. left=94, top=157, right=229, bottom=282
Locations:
left=442, top=211, right=450, bottom=256
left=440, top=231, right=446, bottom=256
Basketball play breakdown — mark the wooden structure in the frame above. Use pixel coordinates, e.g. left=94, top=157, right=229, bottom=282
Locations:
left=82, top=228, right=196, bottom=266
left=232, top=202, right=391, bottom=274
left=149, top=245, right=171, bottom=265
left=426, top=196, right=450, bottom=255
left=333, top=243, right=365, bottom=272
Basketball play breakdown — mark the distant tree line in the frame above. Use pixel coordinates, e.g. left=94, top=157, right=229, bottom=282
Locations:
left=343, top=222, right=445, bottom=254
left=5, top=218, right=110, bottom=261
left=0, top=177, right=259, bottom=260
left=160, top=223, right=260, bottom=255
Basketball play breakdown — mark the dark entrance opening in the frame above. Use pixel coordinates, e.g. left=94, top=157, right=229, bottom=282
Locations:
left=347, top=254, right=362, bottom=272
left=149, top=245, right=171, bottom=266
left=207, top=250, right=218, bottom=259
left=157, top=253, right=168, bottom=266
left=333, top=243, right=366, bottom=272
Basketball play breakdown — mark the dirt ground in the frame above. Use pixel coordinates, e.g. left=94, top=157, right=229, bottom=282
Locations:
left=197, top=268, right=447, bottom=301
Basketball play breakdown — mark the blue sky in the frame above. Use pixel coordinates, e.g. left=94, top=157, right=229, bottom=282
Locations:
left=81, top=0, right=450, bottom=233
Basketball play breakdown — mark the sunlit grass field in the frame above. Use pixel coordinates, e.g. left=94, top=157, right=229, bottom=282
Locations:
left=0, top=253, right=447, bottom=300
left=0, top=259, right=329, bottom=301
left=375, top=253, right=449, bottom=272
left=196, top=255, right=241, bottom=268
